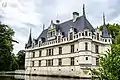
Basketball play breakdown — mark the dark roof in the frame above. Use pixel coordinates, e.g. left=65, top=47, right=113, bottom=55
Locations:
left=102, top=25, right=110, bottom=38
left=37, top=15, right=95, bottom=41
left=25, top=29, right=32, bottom=48
left=37, top=29, right=48, bottom=40
left=102, top=13, right=110, bottom=38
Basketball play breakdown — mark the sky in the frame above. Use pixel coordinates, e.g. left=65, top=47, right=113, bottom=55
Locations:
left=0, top=0, right=120, bottom=54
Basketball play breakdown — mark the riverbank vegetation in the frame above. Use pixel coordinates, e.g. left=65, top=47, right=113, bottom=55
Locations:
left=0, top=23, right=25, bottom=71
left=92, top=23, right=120, bottom=80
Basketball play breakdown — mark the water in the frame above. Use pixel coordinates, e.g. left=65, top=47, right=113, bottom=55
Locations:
left=0, top=75, right=90, bottom=80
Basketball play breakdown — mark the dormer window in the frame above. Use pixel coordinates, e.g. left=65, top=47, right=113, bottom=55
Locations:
left=47, top=21, right=57, bottom=40
left=70, top=32, right=73, bottom=40
left=85, top=31, right=88, bottom=36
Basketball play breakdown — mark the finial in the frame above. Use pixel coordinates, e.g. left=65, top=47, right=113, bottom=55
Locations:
left=103, top=12, right=106, bottom=25
left=43, top=24, right=45, bottom=30
left=83, top=4, right=86, bottom=17
left=30, top=28, right=31, bottom=34
left=51, top=20, right=53, bottom=24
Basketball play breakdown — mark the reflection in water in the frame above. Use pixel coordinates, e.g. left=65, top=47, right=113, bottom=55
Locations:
left=25, top=76, right=80, bottom=80
left=0, top=75, right=90, bottom=80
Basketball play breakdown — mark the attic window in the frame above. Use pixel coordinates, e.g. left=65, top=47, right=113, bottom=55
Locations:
left=85, top=31, right=88, bottom=36
left=105, top=39, right=107, bottom=42
left=82, top=33, right=84, bottom=36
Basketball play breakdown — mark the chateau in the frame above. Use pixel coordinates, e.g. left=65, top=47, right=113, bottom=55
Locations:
left=25, top=5, right=111, bottom=78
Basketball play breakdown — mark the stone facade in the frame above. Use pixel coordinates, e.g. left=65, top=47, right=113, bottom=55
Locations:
left=25, top=5, right=111, bottom=78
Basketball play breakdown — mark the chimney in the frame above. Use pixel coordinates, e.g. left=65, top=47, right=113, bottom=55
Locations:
left=56, top=20, right=60, bottom=24
left=73, top=12, right=79, bottom=22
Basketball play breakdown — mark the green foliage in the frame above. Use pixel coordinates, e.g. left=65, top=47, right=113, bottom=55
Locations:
left=17, top=50, right=25, bottom=69
left=92, top=23, right=120, bottom=80
left=0, top=24, right=18, bottom=71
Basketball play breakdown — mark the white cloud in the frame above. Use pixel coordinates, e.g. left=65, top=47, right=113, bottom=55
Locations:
left=0, top=0, right=120, bottom=53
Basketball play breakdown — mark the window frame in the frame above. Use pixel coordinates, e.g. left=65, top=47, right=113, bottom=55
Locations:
left=71, top=44, right=74, bottom=53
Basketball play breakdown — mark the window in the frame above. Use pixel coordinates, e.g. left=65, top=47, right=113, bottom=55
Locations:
left=46, top=49, right=53, bottom=56
left=49, top=49, right=51, bottom=56
left=46, top=59, right=53, bottom=66
left=39, top=60, right=41, bottom=66
left=85, top=42, right=88, bottom=51
left=39, top=50, right=41, bottom=57
left=33, top=52, right=35, bottom=58
left=96, top=58, right=99, bottom=66
left=53, top=31, right=55, bottom=36
left=59, top=47, right=62, bottom=54
left=70, top=33, right=73, bottom=40
left=46, top=60, right=48, bottom=66
left=48, top=60, right=51, bottom=66
left=82, top=32, right=84, bottom=36
left=97, top=33, right=99, bottom=40
left=58, top=36, right=61, bottom=43
left=32, top=61, right=34, bottom=67
left=79, top=33, right=81, bottom=36
left=85, top=31, right=88, bottom=36
left=52, top=49, right=54, bottom=55
left=46, top=49, right=48, bottom=56
left=51, top=59, right=53, bottom=66
left=59, top=59, right=62, bottom=66
left=50, top=32, right=52, bottom=37
left=95, top=45, right=99, bottom=53
left=105, top=39, right=107, bottom=42
left=89, top=33, right=91, bottom=36
left=71, top=44, right=74, bottom=53
left=71, top=57, right=74, bottom=65
left=86, top=57, right=88, bottom=60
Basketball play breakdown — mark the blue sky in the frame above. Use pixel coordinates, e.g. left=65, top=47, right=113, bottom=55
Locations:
left=0, top=0, right=120, bottom=53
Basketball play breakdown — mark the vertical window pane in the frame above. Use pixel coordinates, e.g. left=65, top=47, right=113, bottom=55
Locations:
left=52, top=49, right=54, bottom=55
left=32, top=61, right=34, bottom=67
left=39, top=60, right=41, bottom=66
left=59, top=59, right=62, bottom=66
left=97, top=33, right=99, bottom=40
left=39, top=50, right=41, bottom=57
left=70, top=33, right=73, bottom=40
left=59, top=47, right=62, bottom=54
left=85, top=42, right=88, bottom=51
left=33, top=52, right=35, bottom=58
left=71, top=45, right=74, bottom=53
left=71, top=57, right=74, bottom=65
left=95, top=45, right=99, bottom=53
left=96, top=58, right=99, bottom=66
left=49, top=49, right=51, bottom=56
left=85, top=31, right=88, bottom=36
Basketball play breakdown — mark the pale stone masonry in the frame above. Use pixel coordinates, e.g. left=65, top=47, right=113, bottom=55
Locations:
left=25, top=5, right=111, bottom=78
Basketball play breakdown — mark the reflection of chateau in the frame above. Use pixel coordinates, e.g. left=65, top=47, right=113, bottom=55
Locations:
left=25, top=5, right=111, bottom=78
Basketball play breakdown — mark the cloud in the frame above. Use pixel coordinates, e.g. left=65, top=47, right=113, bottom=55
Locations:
left=0, top=0, right=120, bottom=53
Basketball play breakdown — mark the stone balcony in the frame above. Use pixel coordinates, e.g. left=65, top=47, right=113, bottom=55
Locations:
left=26, top=31, right=112, bottom=51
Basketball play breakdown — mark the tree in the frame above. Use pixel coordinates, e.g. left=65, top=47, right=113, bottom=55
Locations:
left=17, top=50, right=25, bottom=69
left=0, top=23, right=18, bottom=71
left=91, top=23, right=120, bottom=80
left=92, top=45, right=120, bottom=80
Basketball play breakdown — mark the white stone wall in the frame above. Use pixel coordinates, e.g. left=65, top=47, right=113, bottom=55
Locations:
left=25, top=30, right=111, bottom=77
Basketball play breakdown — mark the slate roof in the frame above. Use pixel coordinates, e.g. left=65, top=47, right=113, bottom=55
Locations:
left=37, top=15, right=95, bottom=41
left=25, top=29, right=32, bottom=48
left=102, top=13, right=110, bottom=38
left=102, top=25, right=110, bottom=38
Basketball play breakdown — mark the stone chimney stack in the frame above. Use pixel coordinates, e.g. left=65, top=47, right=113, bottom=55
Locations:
left=73, top=12, right=79, bottom=22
